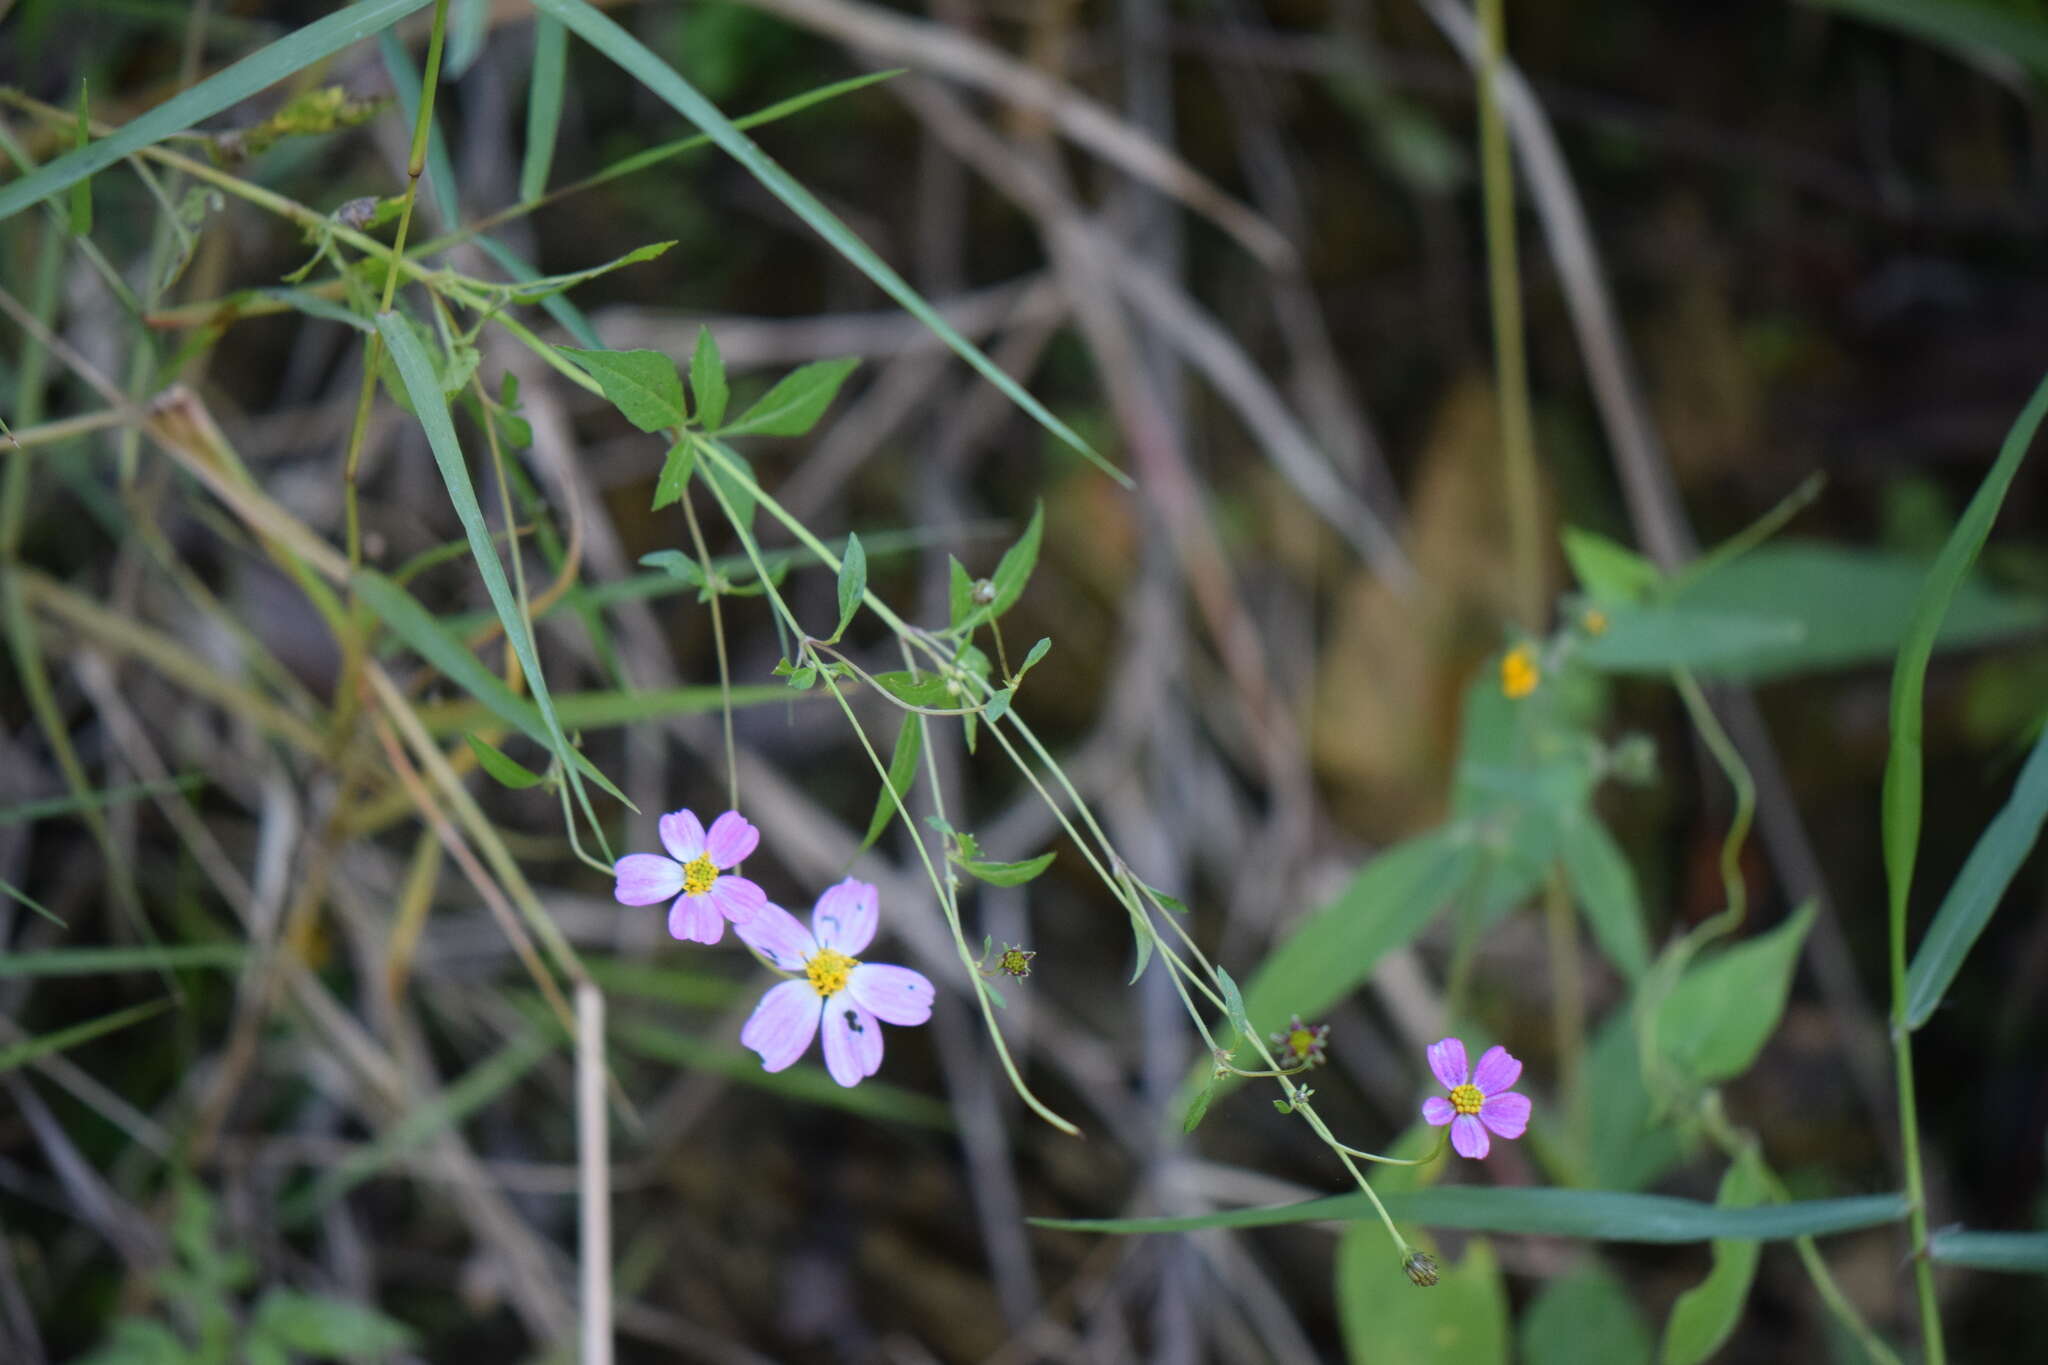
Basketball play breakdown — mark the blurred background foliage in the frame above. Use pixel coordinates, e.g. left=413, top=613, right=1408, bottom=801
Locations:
left=3, top=0, right=2048, bottom=1361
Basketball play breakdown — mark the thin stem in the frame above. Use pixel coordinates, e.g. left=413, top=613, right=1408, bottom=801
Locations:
left=676, top=490, right=740, bottom=811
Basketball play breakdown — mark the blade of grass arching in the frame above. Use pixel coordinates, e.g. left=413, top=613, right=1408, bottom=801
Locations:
left=611, top=1019, right=953, bottom=1129
left=528, top=0, right=1122, bottom=484
left=414, top=683, right=788, bottom=735
left=0, top=998, right=175, bottom=1074
left=0, top=0, right=436, bottom=223
left=520, top=14, right=568, bottom=201
left=375, top=313, right=625, bottom=840
left=1905, top=719, right=2048, bottom=1028
left=353, top=568, right=629, bottom=806
left=0, top=943, right=244, bottom=977
left=0, top=874, right=66, bottom=927
left=378, top=26, right=462, bottom=231
left=0, top=774, right=204, bottom=824
left=1031, top=1189, right=1911, bottom=1242
left=278, top=1026, right=557, bottom=1226
left=1928, top=1229, right=2048, bottom=1274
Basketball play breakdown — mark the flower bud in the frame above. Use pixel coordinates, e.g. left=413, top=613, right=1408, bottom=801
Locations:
left=1403, top=1250, right=1440, bottom=1288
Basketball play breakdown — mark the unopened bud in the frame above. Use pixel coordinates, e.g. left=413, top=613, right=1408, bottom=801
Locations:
left=971, top=578, right=997, bottom=606
left=1403, top=1250, right=1440, bottom=1288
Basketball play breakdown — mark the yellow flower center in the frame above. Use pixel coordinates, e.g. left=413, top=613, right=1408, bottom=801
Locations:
left=1450, top=1082, right=1485, bottom=1117
left=806, top=947, right=858, bottom=997
left=1583, top=608, right=1609, bottom=636
left=1287, top=1028, right=1316, bottom=1059
left=682, top=854, right=719, bottom=896
left=1501, top=645, right=1540, bottom=700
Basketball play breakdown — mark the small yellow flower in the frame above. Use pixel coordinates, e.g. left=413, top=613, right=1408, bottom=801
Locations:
left=1500, top=644, right=1540, bottom=700
left=1582, top=607, right=1608, bottom=636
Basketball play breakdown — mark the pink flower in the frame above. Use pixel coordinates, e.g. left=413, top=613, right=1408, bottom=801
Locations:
left=612, top=808, right=767, bottom=944
left=734, top=878, right=935, bottom=1087
left=1420, top=1037, right=1531, bottom=1160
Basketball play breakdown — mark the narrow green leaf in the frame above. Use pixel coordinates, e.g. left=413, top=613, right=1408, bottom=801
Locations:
left=1216, top=965, right=1252, bottom=1040
left=1928, top=1229, right=2048, bottom=1274
left=860, top=713, right=923, bottom=850
left=1182, top=1073, right=1218, bottom=1133
left=1339, top=1227, right=1508, bottom=1365
left=0, top=875, right=66, bottom=927
left=446, top=0, right=490, bottom=78
left=67, top=83, right=91, bottom=237
left=1652, top=901, right=1815, bottom=1085
left=1885, top=369, right=2048, bottom=976
left=1559, top=815, right=1651, bottom=980
left=1577, top=606, right=1805, bottom=673
left=652, top=439, right=697, bottom=510
left=0, top=998, right=174, bottom=1074
left=250, top=1289, right=417, bottom=1355
left=1563, top=527, right=1662, bottom=602
left=1031, top=1187, right=1910, bottom=1242
left=477, top=234, right=602, bottom=347
left=495, top=240, right=672, bottom=303
left=871, top=670, right=953, bottom=708
left=721, top=357, right=859, bottom=437
left=520, top=14, right=568, bottom=200
left=557, top=346, right=687, bottom=432
left=353, top=570, right=629, bottom=808
left=465, top=733, right=545, bottom=789
left=527, top=0, right=1123, bottom=483
left=1906, top=717, right=2048, bottom=1028
left=690, top=325, right=729, bottom=430
left=834, top=531, right=866, bottom=640
left=948, top=556, right=977, bottom=630
left=955, top=851, right=1055, bottom=887
left=0, top=0, right=436, bottom=225
left=417, top=683, right=786, bottom=734
left=1017, top=636, right=1052, bottom=678
left=956, top=503, right=1044, bottom=631
left=1522, top=1266, right=1653, bottom=1365
left=0, top=944, right=244, bottom=977
left=1660, top=1147, right=1770, bottom=1364
left=0, top=775, right=205, bottom=825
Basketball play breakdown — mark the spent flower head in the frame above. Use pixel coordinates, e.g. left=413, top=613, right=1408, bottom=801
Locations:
left=1270, top=1014, right=1330, bottom=1070
left=1402, top=1250, right=1441, bottom=1288
left=612, top=808, right=767, bottom=945
left=735, top=878, right=935, bottom=1087
left=993, top=944, right=1036, bottom=979
left=1420, top=1037, right=1531, bottom=1160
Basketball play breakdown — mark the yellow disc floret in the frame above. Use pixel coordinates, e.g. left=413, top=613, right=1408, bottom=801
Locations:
left=682, top=854, right=719, bottom=896
left=1450, top=1082, right=1485, bottom=1116
left=1500, top=644, right=1540, bottom=700
left=806, top=947, right=858, bottom=997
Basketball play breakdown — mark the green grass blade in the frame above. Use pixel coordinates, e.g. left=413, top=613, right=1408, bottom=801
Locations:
left=0, top=0, right=436, bottom=224
left=527, top=0, right=1123, bottom=485
left=374, top=311, right=627, bottom=824
left=1928, top=1229, right=2048, bottom=1274
left=352, top=569, right=629, bottom=809
left=416, top=683, right=787, bottom=735
left=521, top=15, right=569, bottom=201
left=0, top=774, right=204, bottom=825
left=279, top=1027, right=557, bottom=1225
left=1883, top=371, right=2048, bottom=967
left=1906, top=721, right=2048, bottom=1029
left=0, top=997, right=175, bottom=1074
left=0, top=875, right=65, bottom=927
left=1031, top=1188, right=1910, bottom=1242
left=0, top=944, right=244, bottom=977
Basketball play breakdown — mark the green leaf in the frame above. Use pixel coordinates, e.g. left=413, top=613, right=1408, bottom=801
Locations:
left=1521, top=1265, right=1653, bottom=1365
left=871, top=669, right=954, bottom=708
left=76, top=1318, right=187, bottom=1365
left=1882, top=362, right=2045, bottom=1010
left=1669, top=541, right=2047, bottom=681
left=527, top=0, right=1123, bottom=483
left=948, top=556, right=976, bottom=629
left=353, top=569, right=630, bottom=808
left=1906, top=712, right=2048, bottom=1028
left=1661, top=1146, right=1771, bottom=1365
left=860, top=713, right=923, bottom=850
left=1182, top=1072, right=1219, bottom=1133
left=1017, top=636, right=1052, bottom=679
left=1586, top=1010, right=1686, bottom=1192
left=834, top=531, right=867, bottom=640
left=68, top=83, right=91, bottom=237
left=982, top=687, right=1015, bottom=724
left=495, top=241, right=672, bottom=303
left=1032, top=1187, right=1910, bottom=1242
left=1215, top=965, right=1252, bottom=1041
left=955, top=851, right=1055, bottom=887
left=1808, top=0, right=2048, bottom=76
left=465, top=733, right=545, bottom=789
left=956, top=503, right=1044, bottom=631
left=557, top=346, right=687, bottom=432
left=1652, top=901, right=1815, bottom=1086
left=1240, top=832, right=1474, bottom=1037
left=1559, top=815, right=1651, bottom=981
left=0, top=0, right=438, bottom=225
left=520, top=15, right=568, bottom=200
left=1564, top=526, right=1662, bottom=602
left=721, top=356, right=859, bottom=437
left=0, top=775, right=205, bottom=825
left=690, top=324, right=729, bottom=430
left=0, top=997, right=174, bottom=1074
left=1338, top=1228, right=1508, bottom=1365
left=250, top=1289, right=417, bottom=1354
left=1577, top=606, right=1806, bottom=673
left=378, top=315, right=629, bottom=828
left=652, top=438, right=697, bottom=510
left=0, top=944, right=243, bottom=977
left=1928, top=1228, right=2048, bottom=1274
